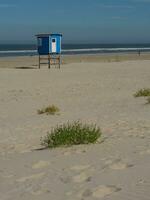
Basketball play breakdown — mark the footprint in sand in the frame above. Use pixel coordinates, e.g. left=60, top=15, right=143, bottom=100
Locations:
left=70, top=165, right=91, bottom=171
left=79, top=185, right=121, bottom=199
left=92, top=185, right=121, bottom=198
left=32, top=160, right=50, bottom=169
left=60, top=176, right=71, bottom=184
left=31, top=189, right=51, bottom=196
left=16, top=172, right=45, bottom=182
left=73, top=172, right=92, bottom=183
left=61, top=165, right=92, bottom=184
left=136, top=179, right=147, bottom=185
left=109, top=162, right=134, bottom=170
left=105, top=159, right=134, bottom=170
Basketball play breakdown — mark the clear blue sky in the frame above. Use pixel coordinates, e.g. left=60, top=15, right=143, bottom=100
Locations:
left=0, top=0, right=150, bottom=44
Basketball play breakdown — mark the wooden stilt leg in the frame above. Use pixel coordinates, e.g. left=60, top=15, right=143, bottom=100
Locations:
left=59, top=55, right=60, bottom=69
left=39, top=55, right=40, bottom=69
left=48, top=54, right=50, bottom=69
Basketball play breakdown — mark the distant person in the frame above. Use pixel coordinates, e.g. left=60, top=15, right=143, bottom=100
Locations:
left=138, top=50, right=141, bottom=56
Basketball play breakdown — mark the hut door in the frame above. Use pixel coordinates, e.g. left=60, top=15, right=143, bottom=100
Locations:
left=52, top=38, right=56, bottom=53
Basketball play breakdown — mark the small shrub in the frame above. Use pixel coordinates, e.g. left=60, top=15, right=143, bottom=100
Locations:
left=41, top=121, right=102, bottom=148
left=37, top=105, right=59, bottom=115
left=134, top=88, right=150, bottom=97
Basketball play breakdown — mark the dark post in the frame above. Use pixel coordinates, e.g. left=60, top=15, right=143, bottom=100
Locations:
left=48, top=54, right=50, bottom=69
left=39, top=55, right=40, bottom=69
left=138, top=50, right=141, bottom=56
left=59, top=54, right=60, bottom=69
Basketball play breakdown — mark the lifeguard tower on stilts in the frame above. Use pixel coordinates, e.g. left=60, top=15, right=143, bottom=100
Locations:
left=36, top=33, right=62, bottom=69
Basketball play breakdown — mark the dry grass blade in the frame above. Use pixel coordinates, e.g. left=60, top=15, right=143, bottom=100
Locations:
left=37, top=105, right=60, bottom=115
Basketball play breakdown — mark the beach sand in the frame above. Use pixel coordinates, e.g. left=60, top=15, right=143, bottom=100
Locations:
left=0, top=52, right=150, bottom=68
left=0, top=54, right=150, bottom=199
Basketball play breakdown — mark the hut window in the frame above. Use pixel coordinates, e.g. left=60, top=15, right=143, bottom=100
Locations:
left=52, top=38, right=56, bottom=43
left=38, top=38, right=42, bottom=46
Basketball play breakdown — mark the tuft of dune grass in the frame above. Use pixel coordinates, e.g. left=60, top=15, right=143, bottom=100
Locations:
left=37, top=105, right=60, bottom=115
left=41, top=121, right=102, bottom=148
left=134, top=88, right=150, bottom=97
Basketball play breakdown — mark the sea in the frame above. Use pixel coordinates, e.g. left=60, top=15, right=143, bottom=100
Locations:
left=0, top=43, right=150, bottom=57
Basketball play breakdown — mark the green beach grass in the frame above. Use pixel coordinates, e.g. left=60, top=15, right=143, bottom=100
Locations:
left=134, top=88, right=150, bottom=97
left=41, top=121, right=101, bottom=148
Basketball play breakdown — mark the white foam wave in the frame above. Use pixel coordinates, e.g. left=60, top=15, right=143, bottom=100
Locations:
left=62, top=47, right=150, bottom=52
left=0, top=47, right=150, bottom=54
left=0, top=50, right=36, bottom=54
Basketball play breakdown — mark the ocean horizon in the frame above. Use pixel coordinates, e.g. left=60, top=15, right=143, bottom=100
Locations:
left=0, top=43, right=150, bottom=57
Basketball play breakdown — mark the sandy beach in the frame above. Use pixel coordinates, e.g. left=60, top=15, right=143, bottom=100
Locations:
left=0, top=52, right=150, bottom=68
left=0, top=54, right=150, bottom=200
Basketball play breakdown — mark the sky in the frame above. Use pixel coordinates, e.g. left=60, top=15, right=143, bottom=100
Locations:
left=0, top=0, right=150, bottom=44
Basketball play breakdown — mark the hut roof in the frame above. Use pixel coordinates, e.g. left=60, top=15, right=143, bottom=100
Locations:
left=36, top=33, right=62, bottom=37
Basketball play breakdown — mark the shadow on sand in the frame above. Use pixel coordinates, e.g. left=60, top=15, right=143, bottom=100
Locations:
left=32, top=147, right=48, bottom=151
left=15, top=66, right=37, bottom=69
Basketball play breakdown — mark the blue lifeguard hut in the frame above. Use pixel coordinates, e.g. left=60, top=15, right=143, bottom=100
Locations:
left=36, top=33, right=62, bottom=68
